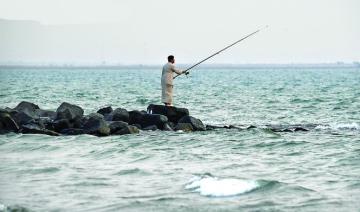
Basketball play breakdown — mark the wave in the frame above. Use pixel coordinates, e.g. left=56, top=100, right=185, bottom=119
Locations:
left=185, top=174, right=263, bottom=197
left=315, top=122, right=360, bottom=131
left=0, top=203, right=32, bottom=212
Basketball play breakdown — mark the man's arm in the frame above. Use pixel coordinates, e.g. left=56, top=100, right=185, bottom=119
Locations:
left=170, top=64, right=184, bottom=75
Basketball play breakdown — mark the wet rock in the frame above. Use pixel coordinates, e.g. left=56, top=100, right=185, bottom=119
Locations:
left=178, top=115, right=206, bottom=131
left=147, top=104, right=189, bottom=123
left=140, top=114, right=168, bottom=129
left=142, top=125, right=158, bottom=131
left=97, top=106, right=113, bottom=116
left=163, top=123, right=174, bottom=131
left=35, top=109, right=56, bottom=119
left=12, top=111, right=37, bottom=126
left=174, top=123, right=194, bottom=132
left=246, top=125, right=257, bottom=129
left=56, top=102, right=84, bottom=120
left=21, top=123, right=60, bottom=136
left=83, top=113, right=110, bottom=136
left=60, top=128, right=85, bottom=135
left=110, top=108, right=129, bottom=122
left=113, top=125, right=140, bottom=135
left=132, top=124, right=142, bottom=130
left=108, top=121, right=129, bottom=134
left=205, top=125, right=223, bottom=130
left=14, top=101, right=40, bottom=113
left=53, top=119, right=71, bottom=132
left=294, top=127, right=309, bottom=132
left=128, top=110, right=145, bottom=125
left=0, top=112, right=19, bottom=132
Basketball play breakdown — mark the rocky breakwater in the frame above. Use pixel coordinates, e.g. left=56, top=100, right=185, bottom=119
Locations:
left=0, top=101, right=206, bottom=136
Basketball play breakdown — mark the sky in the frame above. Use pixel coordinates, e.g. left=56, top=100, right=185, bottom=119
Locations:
left=0, top=0, right=359, bottom=65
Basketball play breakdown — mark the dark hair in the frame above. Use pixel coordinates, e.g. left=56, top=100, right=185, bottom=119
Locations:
left=167, top=55, right=174, bottom=62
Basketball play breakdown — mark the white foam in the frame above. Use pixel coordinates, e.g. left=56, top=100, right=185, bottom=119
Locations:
left=185, top=175, right=260, bottom=197
left=315, top=122, right=360, bottom=130
left=0, top=203, right=6, bottom=211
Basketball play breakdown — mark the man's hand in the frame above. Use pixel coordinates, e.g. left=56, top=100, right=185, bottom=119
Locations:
left=182, top=70, right=189, bottom=75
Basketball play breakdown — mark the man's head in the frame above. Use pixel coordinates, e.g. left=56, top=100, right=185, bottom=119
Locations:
left=167, top=55, right=175, bottom=64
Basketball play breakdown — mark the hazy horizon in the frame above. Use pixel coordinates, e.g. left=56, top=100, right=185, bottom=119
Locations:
left=0, top=0, right=359, bottom=65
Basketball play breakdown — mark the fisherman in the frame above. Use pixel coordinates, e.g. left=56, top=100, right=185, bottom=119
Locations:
left=161, top=55, right=186, bottom=106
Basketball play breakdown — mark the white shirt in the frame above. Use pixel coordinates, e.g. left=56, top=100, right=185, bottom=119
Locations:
left=161, top=62, right=182, bottom=86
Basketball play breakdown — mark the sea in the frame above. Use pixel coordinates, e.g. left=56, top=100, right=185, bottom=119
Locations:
left=0, top=66, right=359, bottom=211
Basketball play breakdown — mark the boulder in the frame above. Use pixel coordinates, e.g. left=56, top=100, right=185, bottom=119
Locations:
left=52, top=119, right=71, bottom=132
left=178, top=115, right=206, bottom=131
left=97, top=106, right=113, bottom=116
left=12, top=111, right=37, bottom=126
left=128, top=110, right=145, bottom=125
left=163, top=123, right=174, bottom=131
left=35, top=109, right=57, bottom=119
left=14, top=101, right=40, bottom=113
left=60, top=128, right=85, bottom=135
left=56, top=102, right=84, bottom=120
left=108, top=121, right=129, bottom=134
left=83, top=113, right=110, bottom=136
left=147, top=104, right=189, bottom=123
left=142, top=125, right=158, bottom=131
left=174, top=123, right=194, bottom=132
left=140, top=114, right=168, bottom=129
left=113, top=125, right=139, bottom=135
left=0, top=112, right=19, bottom=132
left=132, top=124, right=142, bottom=130
left=110, top=108, right=129, bottom=122
left=21, top=123, right=60, bottom=136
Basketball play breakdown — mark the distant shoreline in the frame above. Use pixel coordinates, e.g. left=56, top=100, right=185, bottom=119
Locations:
left=1, top=63, right=359, bottom=69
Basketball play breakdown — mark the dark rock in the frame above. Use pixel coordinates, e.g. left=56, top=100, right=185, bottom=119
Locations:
left=174, top=123, right=194, bottom=132
left=140, top=114, right=168, bottom=129
left=14, top=101, right=40, bottom=113
left=246, top=125, right=257, bottom=129
left=108, top=121, right=129, bottom=134
left=128, top=110, right=145, bottom=125
left=167, top=122, right=176, bottom=129
left=147, top=104, right=189, bottom=123
left=35, top=109, right=56, bottom=119
left=178, top=115, right=206, bottom=131
left=97, top=106, right=113, bottom=116
left=142, top=125, right=158, bottom=131
left=163, top=123, right=174, bottom=131
left=282, top=129, right=293, bottom=132
left=0, top=112, right=19, bottom=132
left=21, top=123, right=60, bottom=136
left=60, top=128, right=85, bottom=135
left=294, top=127, right=309, bottom=132
left=53, top=119, right=71, bottom=132
left=12, top=111, right=37, bottom=126
left=110, top=108, right=129, bottom=122
left=56, top=102, right=84, bottom=120
left=83, top=113, right=110, bottom=136
left=113, top=125, right=140, bottom=135
left=132, top=124, right=142, bottom=129
left=28, top=118, right=46, bottom=129
left=205, top=125, right=223, bottom=130
left=71, top=117, right=84, bottom=129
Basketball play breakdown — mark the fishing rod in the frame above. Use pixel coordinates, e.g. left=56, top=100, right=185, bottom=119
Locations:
left=174, top=25, right=268, bottom=79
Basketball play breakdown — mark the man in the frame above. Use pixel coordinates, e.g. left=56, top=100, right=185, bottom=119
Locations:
left=161, top=55, right=186, bottom=106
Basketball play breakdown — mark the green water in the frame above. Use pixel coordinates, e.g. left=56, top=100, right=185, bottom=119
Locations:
left=0, top=67, right=359, bottom=211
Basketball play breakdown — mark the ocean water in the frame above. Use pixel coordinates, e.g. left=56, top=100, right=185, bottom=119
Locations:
left=0, top=67, right=359, bottom=211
